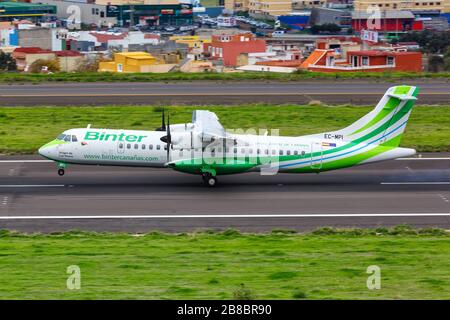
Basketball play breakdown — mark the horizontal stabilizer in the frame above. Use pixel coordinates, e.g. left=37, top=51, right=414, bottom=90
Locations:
left=387, top=93, right=417, bottom=101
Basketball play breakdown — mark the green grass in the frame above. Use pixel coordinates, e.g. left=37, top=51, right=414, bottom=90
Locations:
left=0, top=227, right=448, bottom=299
left=0, top=104, right=449, bottom=154
left=0, top=71, right=449, bottom=83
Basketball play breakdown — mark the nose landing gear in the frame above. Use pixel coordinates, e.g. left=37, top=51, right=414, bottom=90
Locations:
left=56, top=162, right=67, bottom=176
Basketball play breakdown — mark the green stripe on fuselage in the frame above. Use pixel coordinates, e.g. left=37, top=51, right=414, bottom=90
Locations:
left=350, top=97, right=400, bottom=135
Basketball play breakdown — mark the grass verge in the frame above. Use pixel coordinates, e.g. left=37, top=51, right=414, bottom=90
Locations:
left=0, top=71, right=449, bottom=83
left=0, top=104, right=449, bottom=154
left=0, top=226, right=448, bottom=299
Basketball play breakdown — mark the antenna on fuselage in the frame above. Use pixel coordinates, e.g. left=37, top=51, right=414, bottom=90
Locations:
left=87, top=124, right=91, bottom=129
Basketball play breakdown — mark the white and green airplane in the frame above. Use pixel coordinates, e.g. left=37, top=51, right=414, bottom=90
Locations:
left=39, top=85, right=419, bottom=187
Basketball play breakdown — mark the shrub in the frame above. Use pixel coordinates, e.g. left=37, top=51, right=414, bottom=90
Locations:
left=28, top=59, right=60, bottom=73
left=233, top=284, right=254, bottom=300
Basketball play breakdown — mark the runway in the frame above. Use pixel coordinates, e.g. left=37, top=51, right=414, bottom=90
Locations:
left=0, top=80, right=449, bottom=105
left=0, top=154, right=449, bottom=232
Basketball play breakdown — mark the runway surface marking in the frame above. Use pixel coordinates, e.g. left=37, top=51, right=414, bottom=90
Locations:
left=381, top=182, right=450, bottom=185
left=0, top=157, right=449, bottom=163
left=1, top=92, right=447, bottom=97
left=395, top=158, right=450, bottom=160
left=0, top=185, right=65, bottom=188
left=1, top=213, right=450, bottom=219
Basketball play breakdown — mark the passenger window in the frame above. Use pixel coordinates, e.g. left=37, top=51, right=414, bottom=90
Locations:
left=234, top=148, right=237, bottom=154
left=265, top=149, right=269, bottom=155
left=127, top=144, right=131, bottom=149
left=272, top=150, right=276, bottom=155
left=257, top=149, right=260, bottom=154
left=149, top=144, right=153, bottom=150
left=287, top=150, right=291, bottom=155
left=279, top=150, right=284, bottom=155
left=294, top=151, right=298, bottom=155
left=301, top=151, right=306, bottom=156
left=164, top=145, right=167, bottom=150
left=157, top=145, right=161, bottom=150
left=134, top=144, right=138, bottom=149
left=72, top=135, right=78, bottom=142
left=142, top=144, right=146, bottom=150
left=119, top=143, right=124, bottom=149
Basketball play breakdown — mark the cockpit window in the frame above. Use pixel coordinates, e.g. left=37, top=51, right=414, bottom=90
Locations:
left=64, top=135, right=71, bottom=142
left=57, top=134, right=66, bottom=141
left=72, top=135, right=78, bottom=142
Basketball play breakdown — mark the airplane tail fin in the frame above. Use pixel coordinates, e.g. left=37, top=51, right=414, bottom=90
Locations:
left=319, top=85, right=419, bottom=148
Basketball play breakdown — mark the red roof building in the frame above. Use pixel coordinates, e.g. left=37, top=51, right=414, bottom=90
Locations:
left=303, top=49, right=422, bottom=73
left=204, top=33, right=266, bottom=67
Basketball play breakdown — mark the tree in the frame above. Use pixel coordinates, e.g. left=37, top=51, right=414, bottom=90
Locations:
left=397, top=30, right=450, bottom=54
left=444, top=46, right=450, bottom=71
left=0, top=51, right=17, bottom=71
left=28, top=59, right=60, bottom=73
left=310, top=23, right=342, bottom=35
left=428, top=55, right=444, bottom=73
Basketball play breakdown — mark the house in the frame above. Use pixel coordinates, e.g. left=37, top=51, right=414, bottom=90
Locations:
left=204, top=33, right=266, bottom=67
left=12, top=47, right=55, bottom=71
left=98, top=52, right=176, bottom=73
left=12, top=47, right=85, bottom=72
left=302, top=49, right=423, bottom=72
left=69, top=31, right=160, bottom=52
left=55, top=50, right=84, bottom=72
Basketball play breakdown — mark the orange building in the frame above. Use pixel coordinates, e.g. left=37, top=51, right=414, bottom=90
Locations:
left=302, top=49, right=422, bottom=72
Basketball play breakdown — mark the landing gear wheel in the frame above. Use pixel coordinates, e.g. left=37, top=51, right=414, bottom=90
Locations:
left=202, top=173, right=217, bottom=187
left=206, top=176, right=217, bottom=187
left=58, top=168, right=65, bottom=176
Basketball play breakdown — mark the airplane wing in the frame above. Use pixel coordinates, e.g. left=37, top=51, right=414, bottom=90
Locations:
left=192, top=110, right=226, bottom=139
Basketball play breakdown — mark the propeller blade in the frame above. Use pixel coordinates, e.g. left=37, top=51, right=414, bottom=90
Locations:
left=166, top=114, right=171, bottom=161
left=155, top=108, right=166, bottom=131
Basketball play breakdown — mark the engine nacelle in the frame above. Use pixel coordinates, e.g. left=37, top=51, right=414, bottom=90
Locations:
left=169, top=123, right=194, bottom=132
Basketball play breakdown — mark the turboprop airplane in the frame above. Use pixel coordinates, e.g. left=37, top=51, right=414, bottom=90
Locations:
left=39, top=85, right=419, bottom=187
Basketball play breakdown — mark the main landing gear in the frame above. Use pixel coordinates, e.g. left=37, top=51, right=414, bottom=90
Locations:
left=202, top=173, right=217, bottom=187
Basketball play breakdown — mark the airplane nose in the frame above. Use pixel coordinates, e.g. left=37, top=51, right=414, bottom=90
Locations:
left=38, top=145, right=53, bottom=159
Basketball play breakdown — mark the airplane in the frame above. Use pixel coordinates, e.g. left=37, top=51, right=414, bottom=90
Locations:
left=38, top=85, right=419, bottom=187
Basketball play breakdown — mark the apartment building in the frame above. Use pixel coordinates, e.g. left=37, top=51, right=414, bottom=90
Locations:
left=225, top=0, right=292, bottom=16
left=249, top=0, right=293, bottom=17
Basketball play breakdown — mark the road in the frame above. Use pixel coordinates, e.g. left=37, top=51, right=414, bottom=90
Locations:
left=0, top=80, right=448, bottom=105
left=0, top=154, right=449, bottom=232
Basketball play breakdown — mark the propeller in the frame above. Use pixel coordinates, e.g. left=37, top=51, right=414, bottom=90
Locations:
left=160, top=114, right=171, bottom=162
left=155, top=108, right=166, bottom=131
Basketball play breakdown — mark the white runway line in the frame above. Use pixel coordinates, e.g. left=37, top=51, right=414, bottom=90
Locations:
left=395, top=158, right=450, bottom=160
left=0, top=160, right=52, bottom=163
left=0, top=213, right=449, bottom=220
left=0, top=185, right=65, bottom=188
left=381, top=182, right=450, bottom=185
